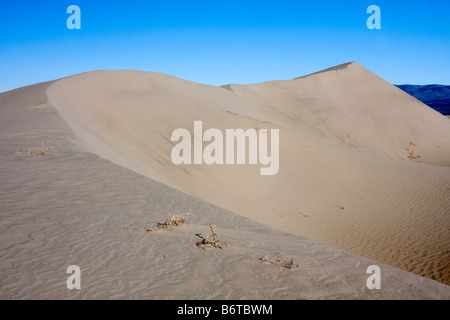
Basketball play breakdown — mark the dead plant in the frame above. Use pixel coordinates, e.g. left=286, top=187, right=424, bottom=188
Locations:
left=259, top=255, right=300, bottom=269
left=196, top=225, right=227, bottom=250
left=146, top=214, right=187, bottom=232
left=16, top=142, right=54, bottom=157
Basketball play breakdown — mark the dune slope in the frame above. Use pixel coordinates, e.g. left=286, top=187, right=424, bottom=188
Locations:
left=3, top=80, right=450, bottom=299
left=45, top=62, right=450, bottom=284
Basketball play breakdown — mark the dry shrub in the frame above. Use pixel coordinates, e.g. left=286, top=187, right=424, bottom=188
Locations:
left=16, top=142, right=54, bottom=157
left=146, top=214, right=187, bottom=232
left=406, top=142, right=422, bottom=162
left=196, top=225, right=227, bottom=250
left=259, top=255, right=300, bottom=269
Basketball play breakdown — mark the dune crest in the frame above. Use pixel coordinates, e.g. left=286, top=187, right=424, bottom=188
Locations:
left=46, top=62, right=450, bottom=284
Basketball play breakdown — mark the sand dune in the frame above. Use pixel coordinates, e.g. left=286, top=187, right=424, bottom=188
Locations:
left=1, top=63, right=450, bottom=299
left=45, top=62, right=450, bottom=285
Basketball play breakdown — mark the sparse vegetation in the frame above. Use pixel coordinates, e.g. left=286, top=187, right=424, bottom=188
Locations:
left=406, top=142, right=422, bottom=162
left=226, top=110, right=239, bottom=116
left=299, top=212, right=309, bottom=218
left=146, top=214, right=187, bottom=232
left=125, top=216, right=301, bottom=272
left=196, top=225, right=227, bottom=250
left=16, top=142, right=54, bottom=157
left=259, top=255, right=300, bottom=269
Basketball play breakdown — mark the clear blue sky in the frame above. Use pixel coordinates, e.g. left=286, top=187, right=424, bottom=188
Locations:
left=0, top=0, right=449, bottom=93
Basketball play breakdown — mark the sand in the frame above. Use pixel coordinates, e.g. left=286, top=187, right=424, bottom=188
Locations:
left=1, top=62, right=449, bottom=299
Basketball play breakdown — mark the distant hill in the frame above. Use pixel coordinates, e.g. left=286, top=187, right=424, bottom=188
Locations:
left=396, top=85, right=450, bottom=115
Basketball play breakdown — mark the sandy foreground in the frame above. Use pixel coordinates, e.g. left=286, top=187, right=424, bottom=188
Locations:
left=0, top=63, right=449, bottom=299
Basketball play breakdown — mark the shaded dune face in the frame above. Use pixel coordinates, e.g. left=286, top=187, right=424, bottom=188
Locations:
left=46, top=62, right=450, bottom=284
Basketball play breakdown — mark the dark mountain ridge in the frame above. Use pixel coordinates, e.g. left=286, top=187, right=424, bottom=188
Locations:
left=396, top=84, right=450, bottom=115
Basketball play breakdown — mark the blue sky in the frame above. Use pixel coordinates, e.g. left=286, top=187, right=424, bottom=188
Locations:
left=0, top=0, right=449, bottom=93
